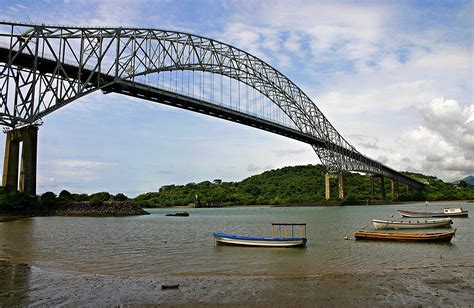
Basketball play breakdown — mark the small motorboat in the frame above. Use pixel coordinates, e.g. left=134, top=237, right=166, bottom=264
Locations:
left=398, top=207, right=468, bottom=218
left=372, top=218, right=452, bottom=230
left=354, top=229, right=456, bottom=242
left=212, top=223, right=307, bottom=247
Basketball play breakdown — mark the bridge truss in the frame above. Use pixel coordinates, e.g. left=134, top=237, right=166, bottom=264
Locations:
left=0, top=21, right=424, bottom=190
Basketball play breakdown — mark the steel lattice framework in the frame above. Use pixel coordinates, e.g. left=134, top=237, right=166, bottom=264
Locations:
left=0, top=21, right=423, bottom=189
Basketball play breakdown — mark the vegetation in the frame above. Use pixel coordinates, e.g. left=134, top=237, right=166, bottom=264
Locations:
left=0, top=165, right=472, bottom=212
left=0, top=189, right=130, bottom=213
left=132, top=164, right=474, bottom=207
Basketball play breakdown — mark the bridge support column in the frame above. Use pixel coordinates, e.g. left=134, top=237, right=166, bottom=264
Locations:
left=338, top=173, right=344, bottom=200
left=370, top=176, right=375, bottom=196
left=380, top=176, right=386, bottom=199
left=2, top=126, right=38, bottom=195
left=325, top=173, right=344, bottom=200
left=391, top=180, right=398, bottom=200
left=325, top=174, right=332, bottom=200
left=2, top=130, right=21, bottom=191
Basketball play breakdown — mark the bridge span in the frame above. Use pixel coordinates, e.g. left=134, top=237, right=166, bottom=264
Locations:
left=0, top=22, right=424, bottom=197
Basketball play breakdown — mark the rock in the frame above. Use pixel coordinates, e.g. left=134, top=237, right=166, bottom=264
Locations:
left=165, top=212, right=189, bottom=217
left=161, top=284, right=179, bottom=289
left=56, top=201, right=151, bottom=217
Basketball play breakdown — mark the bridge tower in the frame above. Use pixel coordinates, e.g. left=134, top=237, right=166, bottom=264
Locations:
left=2, top=126, right=38, bottom=195
left=325, top=173, right=344, bottom=200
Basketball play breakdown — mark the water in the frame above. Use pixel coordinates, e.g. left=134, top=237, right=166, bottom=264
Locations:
left=0, top=203, right=472, bottom=277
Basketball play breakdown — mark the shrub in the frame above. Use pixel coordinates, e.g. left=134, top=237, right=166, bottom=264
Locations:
left=89, top=192, right=111, bottom=206
left=41, top=191, right=57, bottom=205
left=71, top=193, right=89, bottom=201
left=114, top=193, right=128, bottom=201
left=59, top=190, right=72, bottom=200
left=1, top=192, right=37, bottom=209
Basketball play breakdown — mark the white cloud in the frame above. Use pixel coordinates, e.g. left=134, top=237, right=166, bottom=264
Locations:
left=397, top=98, right=474, bottom=181
left=247, top=163, right=274, bottom=173
left=44, top=159, right=114, bottom=169
left=319, top=80, right=436, bottom=114
left=40, top=159, right=115, bottom=185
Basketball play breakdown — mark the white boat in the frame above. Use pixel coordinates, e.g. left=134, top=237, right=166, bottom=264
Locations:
left=398, top=207, right=468, bottom=218
left=212, top=232, right=307, bottom=247
left=372, top=218, right=453, bottom=230
left=212, top=223, right=307, bottom=247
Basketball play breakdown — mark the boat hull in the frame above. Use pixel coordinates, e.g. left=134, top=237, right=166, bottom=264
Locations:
left=372, top=218, right=452, bottom=230
left=398, top=210, right=468, bottom=218
left=212, top=232, right=307, bottom=247
left=354, top=229, right=456, bottom=242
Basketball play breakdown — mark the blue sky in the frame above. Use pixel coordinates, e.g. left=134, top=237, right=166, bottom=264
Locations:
left=0, top=0, right=472, bottom=196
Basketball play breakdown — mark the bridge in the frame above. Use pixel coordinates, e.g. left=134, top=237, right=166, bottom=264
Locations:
left=0, top=21, right=424, bottom=198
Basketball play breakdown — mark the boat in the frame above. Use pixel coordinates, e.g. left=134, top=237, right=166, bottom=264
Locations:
left=354, top=229, right=456, bottom=242
left=372, top=218, right=452, bottom=230
left=398, top=207, right=468, bottom=218
left=212, top=223, right=307, bottom=247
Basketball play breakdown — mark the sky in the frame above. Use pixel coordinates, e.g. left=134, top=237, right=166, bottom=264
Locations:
left=0, top=0, right=472, bottom=196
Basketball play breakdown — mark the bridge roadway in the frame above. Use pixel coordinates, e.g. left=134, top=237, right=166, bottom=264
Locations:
left=0, top=47, right=424, bottom=189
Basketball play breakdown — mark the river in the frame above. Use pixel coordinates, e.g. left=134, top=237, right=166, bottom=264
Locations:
left=1, top=202, right=472, bottom=277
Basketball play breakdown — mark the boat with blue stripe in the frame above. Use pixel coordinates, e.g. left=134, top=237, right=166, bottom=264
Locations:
left=212, top=223, right=307, bottom=247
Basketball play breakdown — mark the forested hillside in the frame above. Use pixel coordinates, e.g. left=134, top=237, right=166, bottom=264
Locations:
left=132, top=164, right=474, bottom=207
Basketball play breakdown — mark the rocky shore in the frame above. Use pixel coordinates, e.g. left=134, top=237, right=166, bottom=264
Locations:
left=54, top=201, right=150, bottom=216
left=0, top=201, right=150, bottom=217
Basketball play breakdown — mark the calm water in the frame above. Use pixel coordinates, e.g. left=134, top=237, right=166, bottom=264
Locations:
left=0, top=203, right=472, bottom=277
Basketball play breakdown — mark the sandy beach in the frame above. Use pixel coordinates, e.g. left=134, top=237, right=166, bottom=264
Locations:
left=1, top=260, right=472, bottom=306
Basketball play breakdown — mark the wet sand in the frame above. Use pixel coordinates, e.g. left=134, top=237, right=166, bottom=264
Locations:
left=1, top=260, right=472, bottom=306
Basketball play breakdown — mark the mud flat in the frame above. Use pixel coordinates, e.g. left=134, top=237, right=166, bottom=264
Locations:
left=0, top=260, right=472, bottom=306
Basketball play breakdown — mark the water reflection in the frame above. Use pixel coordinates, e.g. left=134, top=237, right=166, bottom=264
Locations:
left=0, top=218, right=34, bottom=306
left=0, top=262, right=31, bottom=306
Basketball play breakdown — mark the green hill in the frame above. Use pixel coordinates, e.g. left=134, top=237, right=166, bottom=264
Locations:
left=132, top=164, right=474, bottom=207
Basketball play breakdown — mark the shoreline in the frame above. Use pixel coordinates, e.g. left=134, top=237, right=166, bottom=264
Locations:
left=159, top=199, right=473, bottom=209
left=1, top=259, right=472, bottom=306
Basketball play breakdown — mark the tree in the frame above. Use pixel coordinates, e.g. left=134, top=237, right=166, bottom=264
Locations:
left=114, top=193, right=128, bottom=201
left=41, top=191, right=57, bottom=205
left=89, top=192, right=111, bottom=206
left=59, top=190, right=72, bottom=200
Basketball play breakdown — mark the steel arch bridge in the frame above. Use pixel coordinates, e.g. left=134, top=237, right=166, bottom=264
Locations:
left=0, top=21, right=423, bottom=194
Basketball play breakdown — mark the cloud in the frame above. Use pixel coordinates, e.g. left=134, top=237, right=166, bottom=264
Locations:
left=272, top=149, right=307, bottom=157
left=40, top=159, right=115, bottom=185
left=348, top=135, right=379, bottom=149
left=416, top=98, right=474, bottom=153
left=247, top=163, right=274, bottom=172
left=43, top=159, right=114, bottom=169
left=376, top=155, right=389, bottom=164
left=399, top=98, right=474, bottom=180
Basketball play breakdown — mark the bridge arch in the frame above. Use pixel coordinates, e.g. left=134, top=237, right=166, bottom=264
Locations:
left=0, top=22, right=424, bottom=193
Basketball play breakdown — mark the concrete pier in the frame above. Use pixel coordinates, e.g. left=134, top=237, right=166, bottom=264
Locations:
left=2, top=126, right=38, bottom=195
left=370, top=175, right=386, bottom=199
left=380, top=176, right=386, bottom=199
left=325, top=173, right=344, bottom=200
left=391, top=179, right=399, bottom=200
